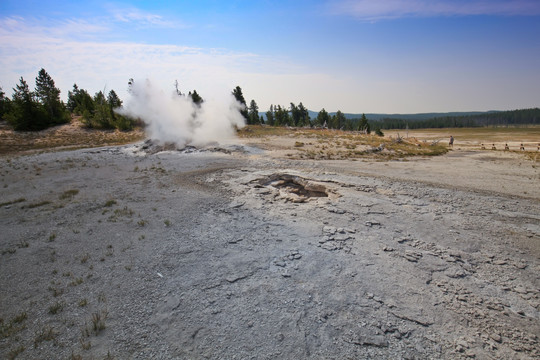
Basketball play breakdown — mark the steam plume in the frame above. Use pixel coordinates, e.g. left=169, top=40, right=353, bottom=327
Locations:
left=118, top=79, right=246, bottom=148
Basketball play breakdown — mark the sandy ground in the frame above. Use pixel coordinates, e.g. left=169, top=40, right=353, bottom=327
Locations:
left=0, top=135, right=539, bottom=359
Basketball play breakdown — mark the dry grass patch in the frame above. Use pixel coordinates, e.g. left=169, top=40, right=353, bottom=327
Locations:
left=0, top=118, right=144, bottom=156
left=239, top=126, right=448, bottom=160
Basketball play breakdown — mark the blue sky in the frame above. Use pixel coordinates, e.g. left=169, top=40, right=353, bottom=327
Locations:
left=1, top=0, right=539, bottom=113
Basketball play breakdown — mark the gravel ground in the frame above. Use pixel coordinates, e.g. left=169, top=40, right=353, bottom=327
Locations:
left=0, top=142, right=538, bottom=359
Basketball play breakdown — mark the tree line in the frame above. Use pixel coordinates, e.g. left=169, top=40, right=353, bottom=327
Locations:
left=369, top=108, right=540, bottom=130
left=2, top=71, right=537, bottom=133
left=235, top=91, right=378, bottom=134
left=0, top=69, right=140, bottom=131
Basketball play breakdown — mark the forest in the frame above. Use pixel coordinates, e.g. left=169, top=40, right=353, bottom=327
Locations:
left=1, top=69, right=538, bottom=133
left=369, top=108, right=540, bottom=130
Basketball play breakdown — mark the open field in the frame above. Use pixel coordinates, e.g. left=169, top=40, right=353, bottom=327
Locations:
left=385, top=126, right=540, bottom=152
left=0, top=124, right=539, bottom=359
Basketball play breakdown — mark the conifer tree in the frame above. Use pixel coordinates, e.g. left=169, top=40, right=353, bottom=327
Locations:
left=6, top=77, right=47, bottom=130
left=248, top=99, right=259, bottom=124
left=35, top=68, right=69, bottom=125
left=358, top=113, right=370, bottom=134
left=232, top=86, right=249, bottom=121
left=316, top=108, right=330, bottom=128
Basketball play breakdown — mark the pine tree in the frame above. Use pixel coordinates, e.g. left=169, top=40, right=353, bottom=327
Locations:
left=0, top=86, right=10, bottom=120
left=107, top=90, right=122, bottom=109
left=188, top=90, right=203, bottom=106
left=67, top=84, right=95, bottom=115
left=316, top=108, right=330, bottom=128
left=358, top=113, right=370, bottom=134
left=248, top=99, right=259, bottom=125
left=35, top=68, right=68, bottom=125
left=265, top=105, right=275, bottom=126
left=83, top=91, right=111, bottom=128
left=297, top=102, right=310, bottom=127
left=6, top=77, right=47, bottom=130
left=232, top=86, right=249, bottom=121
left=331, top=110, right=346, bottom=129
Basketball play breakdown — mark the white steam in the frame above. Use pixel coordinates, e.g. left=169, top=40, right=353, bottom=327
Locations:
left=118, top=79, right=246, bottom=148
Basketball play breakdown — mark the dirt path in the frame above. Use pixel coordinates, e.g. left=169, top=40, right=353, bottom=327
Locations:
left=0, top=142, right=538, bottom=359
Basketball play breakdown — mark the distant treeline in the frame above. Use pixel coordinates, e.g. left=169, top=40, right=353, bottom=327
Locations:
left=366, top=108, right=540, bottom=130
left=2, top=70, right=538, bottom=133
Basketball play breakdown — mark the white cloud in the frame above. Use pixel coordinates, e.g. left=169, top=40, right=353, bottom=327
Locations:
left=0, top=16, right=301, bottom=107
left=106, top=4, right=189, bottom=29
left=329, top=0, right=540, bottom=20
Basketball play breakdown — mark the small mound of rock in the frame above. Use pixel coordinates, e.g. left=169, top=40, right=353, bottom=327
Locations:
left=255, top=173, right=336, bottom=203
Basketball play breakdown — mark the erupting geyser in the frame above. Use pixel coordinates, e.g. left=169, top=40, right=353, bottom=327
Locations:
left=117, top=79, right=246, bottom=148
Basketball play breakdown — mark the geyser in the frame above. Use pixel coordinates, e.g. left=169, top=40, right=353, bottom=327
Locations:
left=117, top=79, right=246, bottom=148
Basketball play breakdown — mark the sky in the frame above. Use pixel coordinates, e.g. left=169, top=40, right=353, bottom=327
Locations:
left=1, top=0, right=539, bottom=114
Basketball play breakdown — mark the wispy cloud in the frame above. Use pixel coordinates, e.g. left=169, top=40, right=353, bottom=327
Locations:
left=329, top=0, right=540, bottom=20
left=0, top=15, right=295, bottom=104
left=106, top=5, right=188, bottom=29
left=0, top=16, right=109, bottom=39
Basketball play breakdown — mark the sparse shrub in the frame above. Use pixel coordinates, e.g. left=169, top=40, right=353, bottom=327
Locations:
left=17, top=240, right=29, bottom=248
left=24, top=200, right=51, bottom=209
left=69, top=277, right=84, bottom=286
left=7, top=344, right=25, bottom=359
left=91, top=310, right=107, bottom=334
left=60, top=189, right=79, bottom=200
left=12, top=312, right=27, bottom=324
left=49, top=301, right=64, bottom=314
left=103, top=199, right=117, bottom=207
left=34, top=326, right=57, bottom=347
left=47, top=286, right=63, bottom=297
left=71, top=350, right=84, bottom=359
left=97, top=293, right=106, bottom=303
left=2, top=248, right=16, bottom=255
left=80, top=253, right=90, bottom=264
left=0, top=198, right=26, bottom=207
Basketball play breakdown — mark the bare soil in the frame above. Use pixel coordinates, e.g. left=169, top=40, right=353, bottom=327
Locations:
left=0, top=125, right=539, bottom=359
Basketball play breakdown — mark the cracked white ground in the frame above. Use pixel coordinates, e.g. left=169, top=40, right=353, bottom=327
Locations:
left=1, top=141, right=538, bottom=359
